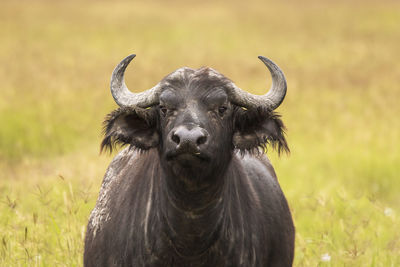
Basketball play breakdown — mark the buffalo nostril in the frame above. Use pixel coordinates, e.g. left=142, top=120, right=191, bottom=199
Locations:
left=171, top=133, right=180, bottom=144
left=197, top=135, right=207, bottom=145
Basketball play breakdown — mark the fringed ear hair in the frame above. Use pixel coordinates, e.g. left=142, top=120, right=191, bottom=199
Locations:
left=233, top=107, right=289, bottom=155
left=101, top=107, right=159, bottom=153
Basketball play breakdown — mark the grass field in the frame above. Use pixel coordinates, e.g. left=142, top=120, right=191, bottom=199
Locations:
left=1, top=0, right=399, bottom=266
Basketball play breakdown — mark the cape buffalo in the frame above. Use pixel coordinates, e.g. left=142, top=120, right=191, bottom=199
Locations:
left=84, top=54, right=295, bottom=266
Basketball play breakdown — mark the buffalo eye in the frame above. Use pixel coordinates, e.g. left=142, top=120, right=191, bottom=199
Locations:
left=218, top=106, right=227, bottom=116
left=160, top=105, right=168, bottom=116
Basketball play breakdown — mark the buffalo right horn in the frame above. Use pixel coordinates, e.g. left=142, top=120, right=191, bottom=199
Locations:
left=110, top=54, right=161, bottom=108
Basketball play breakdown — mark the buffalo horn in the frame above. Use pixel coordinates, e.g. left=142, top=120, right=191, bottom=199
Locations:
left=110, top=54, right=161, bottom=108
left=227, top=56, right=287, bottom=111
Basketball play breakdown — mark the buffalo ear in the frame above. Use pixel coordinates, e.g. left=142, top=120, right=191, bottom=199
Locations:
left=233, top=107, right=289, bottom=155
left=101, top=107, right=159, bottom=153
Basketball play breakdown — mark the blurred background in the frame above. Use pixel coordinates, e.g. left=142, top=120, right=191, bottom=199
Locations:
left=1, top=0, right=399, bottom=265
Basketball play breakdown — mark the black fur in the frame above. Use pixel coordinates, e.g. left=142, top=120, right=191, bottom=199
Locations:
left=85, top=66, right=295, bottom=267
left=233, top=106, right=290, bottom=155
left=101, top=105, right=289, bottom=156
left=100, top=107, right=159, bottom=153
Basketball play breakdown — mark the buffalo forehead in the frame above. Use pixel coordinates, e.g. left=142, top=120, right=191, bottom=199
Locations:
left=160, top=67, right=231, bottom=103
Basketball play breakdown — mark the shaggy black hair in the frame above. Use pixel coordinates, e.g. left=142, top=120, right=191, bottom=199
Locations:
left=100, top=107, right=158, bottom=153
left=100, top=105, right=289, bottom=157
left=233, top=106, right=290, bottom=155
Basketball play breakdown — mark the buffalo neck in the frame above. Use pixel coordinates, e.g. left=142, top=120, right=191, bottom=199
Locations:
left=160, top=154, right=231, bottom=210
left=157, top=156, right=233, bottom=258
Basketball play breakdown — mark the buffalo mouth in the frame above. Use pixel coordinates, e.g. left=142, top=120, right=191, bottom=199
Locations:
left=165, top=150, right=211, bottom=163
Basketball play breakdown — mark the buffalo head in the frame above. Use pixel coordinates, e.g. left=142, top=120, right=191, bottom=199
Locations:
left=101, top=54, right=289, bottom=180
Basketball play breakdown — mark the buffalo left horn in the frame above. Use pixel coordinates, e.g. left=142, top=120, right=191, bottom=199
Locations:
left=110, top=54, right=161, bottom=108
left=226, top=56, right=287, bottom=111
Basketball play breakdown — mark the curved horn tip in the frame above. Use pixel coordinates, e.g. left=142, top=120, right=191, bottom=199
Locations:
left=258, top=55, right=274, bottom=66
left=257, top=55, right=285, bottom=77
left=111, top=54, right=137, bottom=77
left=122, top=54, right=136, bottom=64
left=111, top=54, right=136, bottom=80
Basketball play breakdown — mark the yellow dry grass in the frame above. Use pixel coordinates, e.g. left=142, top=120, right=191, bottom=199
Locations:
left=1, top=0, right=399, bottom=266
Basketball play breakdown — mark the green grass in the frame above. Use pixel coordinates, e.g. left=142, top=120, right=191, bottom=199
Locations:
left=1, top=0, right=399, bottom=265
